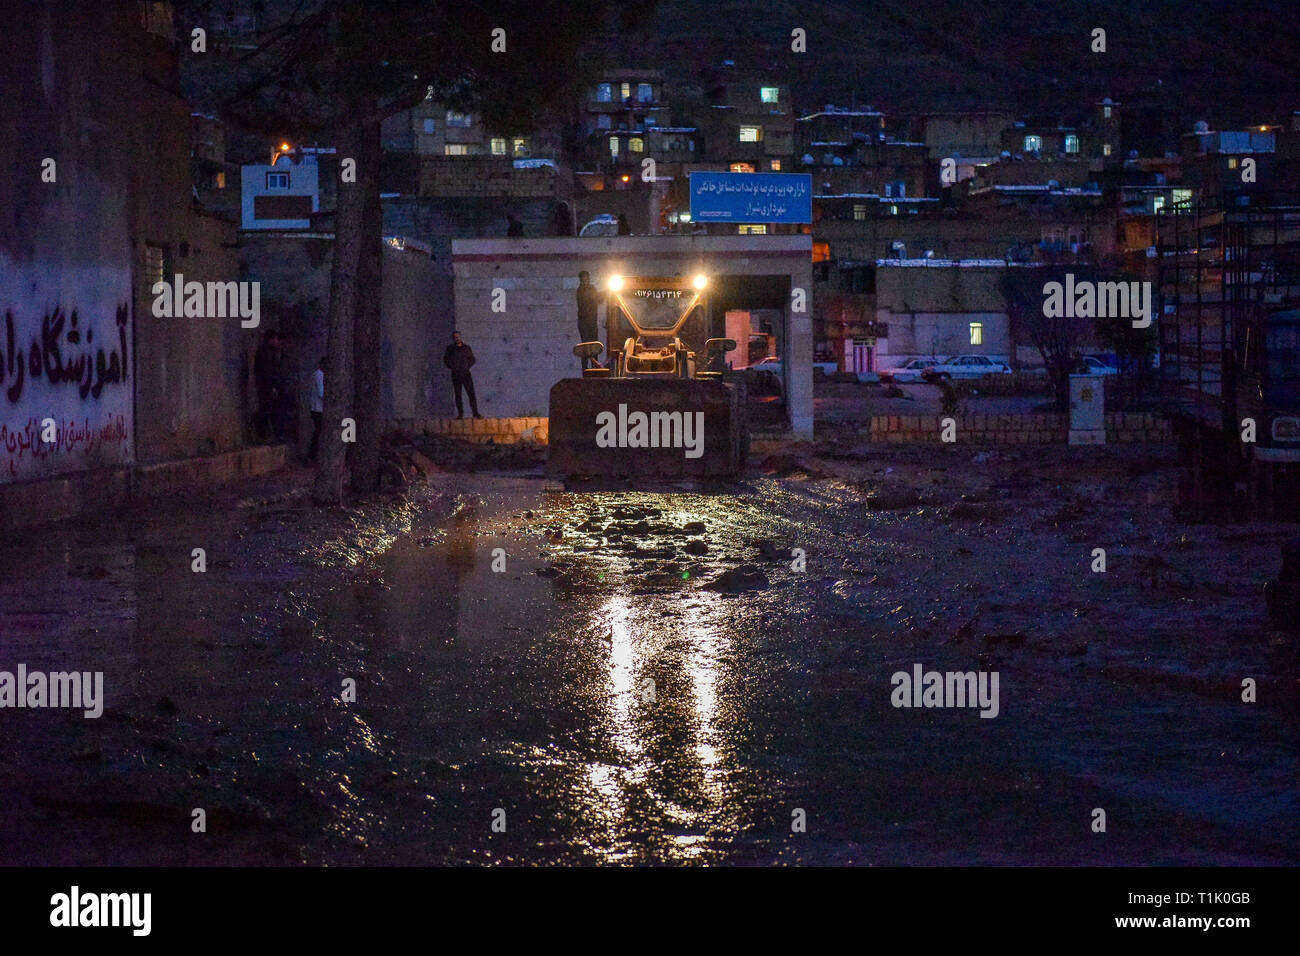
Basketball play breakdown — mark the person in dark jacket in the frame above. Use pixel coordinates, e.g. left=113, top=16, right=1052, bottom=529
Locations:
left=576, top=271, right=600, bottom=368
left=506, top=214, right=524, bottom=237
left=616, top=213, right=631, bottom=235
left=253, top=329, right=287, bottom=442
left=443, top=331, right=481, bottom=418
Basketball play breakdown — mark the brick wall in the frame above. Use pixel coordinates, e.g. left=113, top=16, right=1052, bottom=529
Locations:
left=396, top=417, right=549, bottom=444
left=868, top=412, right=1172, bottom=443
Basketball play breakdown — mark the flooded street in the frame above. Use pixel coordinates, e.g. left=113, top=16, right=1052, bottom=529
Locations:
left=1, top=446, right=1297, bottom=866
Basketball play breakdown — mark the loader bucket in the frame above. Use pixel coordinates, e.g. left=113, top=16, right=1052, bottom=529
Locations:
left=547, top=377, right=747, bottom=478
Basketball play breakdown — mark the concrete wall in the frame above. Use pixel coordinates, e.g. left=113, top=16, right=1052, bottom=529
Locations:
left=240, top=234, right=451, bottom=446
left=0, top=0, right=246, bottom=484
left=875, top=263, right=1018, bottom=359
left=451, top=235, right=815, bottom=435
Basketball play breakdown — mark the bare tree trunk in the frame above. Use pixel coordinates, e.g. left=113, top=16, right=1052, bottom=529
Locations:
left=351, top=115, right=383, bottom=492
left=311, top=114, right=363, bottom=505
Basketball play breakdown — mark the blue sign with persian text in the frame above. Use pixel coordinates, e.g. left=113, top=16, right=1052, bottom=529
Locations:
left=689, top=172, right=812, bottom=224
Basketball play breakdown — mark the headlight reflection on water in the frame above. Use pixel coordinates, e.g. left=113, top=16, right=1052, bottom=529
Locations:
left=579, top=589, right=735, bottom=862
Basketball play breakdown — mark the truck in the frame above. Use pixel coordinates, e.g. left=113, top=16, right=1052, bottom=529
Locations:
left=1157, top=192, right=1300, bottom=513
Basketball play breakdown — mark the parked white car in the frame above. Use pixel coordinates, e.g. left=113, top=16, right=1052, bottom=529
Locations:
left=1077, top=355, right=1119, bottom=376
left=748, top=357, right=839, bottom=376
left=921, top=355, right=1013, bottom=381
left=879, top=356, right=947, bottom=384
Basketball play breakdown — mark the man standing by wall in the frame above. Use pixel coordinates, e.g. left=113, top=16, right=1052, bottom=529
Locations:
left=443, top=331, right=482, bottom=419
left=308, top=357, right=325, bottom=461
left=576, top=270, right=600, bottom=369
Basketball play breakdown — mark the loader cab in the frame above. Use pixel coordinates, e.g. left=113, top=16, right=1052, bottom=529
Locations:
left=603, top=274, right=714, bottom=379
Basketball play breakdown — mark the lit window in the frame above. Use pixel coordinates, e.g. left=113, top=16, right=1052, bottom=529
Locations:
left=739, top=126, right=762, bottom=143
left=490, top=137, right=507, bottom=155
left=853, top=204, right=867, bottom=220
left=738, top=224, right=767, bottom=234
left=445, top=111, right=472, bottom=127
left=637, top=83, right=653, bottom=103
left=1024, top=134, right=1042, bottom=152
left=1065, top=134, right=1079, bottom=154
left=1103, top=105, right=1112, bottom=118
left=890, top=205, right=898, bottom=215
left=596, top=83, right=612, bottom=102
left=769, top=159, right=781, bottom=171
left=513, top=137, right=528, bottom=157
left=609, top=138, right=620, bottom=157
left=761, top=86, right=779, bottom=103
left=1152, top=195, right=1166, bottom=213
left=1227, top=157, right=1238, bottom=169
left=422, top=118, right=437, bottom=134
left=265, top=171, right=289, bottom=189
left=969, top=323, right=983, bottom=346
left=1103, top=143, right=1112, bottom=156
left=729, top=162, right=754, bottom=172
left=1172, top=188, right=1193, bottom=207
left=214, top=171, right=226, bottom=189
left=620, top=82, right=631, bottom=101
left=629, top=137, right=644, bottom=153
left=424, top=86, right=435, bottom=101
left=444, top=144, right=469, bottom=155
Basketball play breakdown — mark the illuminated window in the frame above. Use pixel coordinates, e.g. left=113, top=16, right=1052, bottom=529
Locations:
left=490, top=138, right=507, bottom=155
left=1172, top=188, right=1193, bottom=207
left=629, top=137, right=644, bottom=153
left=620, top=82, right=631, bottom=101
left=853, top=204, right=867, bottom=220
left=444, top=144, right=469, bottom=155
left=595, top=83, right=612, bottom=102
left=1024, top=134, right=1042, bottom=152
left=890, top=205, right=898, bottom=215
left=729, top=162, right=755, bottom=173
left=739, top=126, right=762, bottom=143
left=1103, top=105, right=1112, bottom=118
left=769, top=159, right=781, bottom=171
left=738, top=224, right=767, bottom=234
left=761, top=86, right=779, bottom=103
left=609, top=138, right=620, bottom=157
left=214, top=171, right=226, bottom=189
left=637, top=83, right=653, bottom=102
left=265, top=170, right=289, bottom=189
left=1103, top=143, right=1112, bottom=156
left=422, top=118, right=437, bottom=134
left=513, top=137, right=529, bottom=157
left=969, top=322, right=983, bottom=346
left=1227, top=157, right=1238, bottom=169
left=446, top=111, right=472, bottom=127
left=812, top=241, right=831, bottom=262
left=1152, top=195, right=1166, bottom=213
left=1064, top=134, right=1079, bottom=154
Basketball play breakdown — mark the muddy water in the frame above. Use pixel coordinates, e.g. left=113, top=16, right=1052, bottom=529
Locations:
left=2, top=457, right=1297, bottom=865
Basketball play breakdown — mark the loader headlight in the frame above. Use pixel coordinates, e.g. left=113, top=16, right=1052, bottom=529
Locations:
left=607, top=274, right=623, bottom=292
left=693, top=274, right=708, bottom=290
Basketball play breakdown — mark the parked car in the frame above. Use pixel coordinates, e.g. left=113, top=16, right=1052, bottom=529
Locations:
left=748, top=357, right=839, bottom=377
left=1077, top=355, right=1119, bottom=376
left=921, top=355, right=1013, bottom=381
left=879, top=356, right=947, bottom=384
